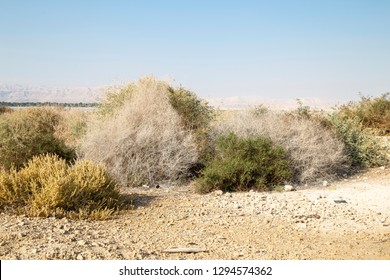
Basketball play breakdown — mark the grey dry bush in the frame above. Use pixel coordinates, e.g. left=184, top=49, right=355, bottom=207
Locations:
left=213, top=108, right=348, bottom=183
left=80, top=77, right=199, bottom=187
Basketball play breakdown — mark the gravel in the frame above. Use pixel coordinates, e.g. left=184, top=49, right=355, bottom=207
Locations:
left=1, top=167, right=389, bottom=260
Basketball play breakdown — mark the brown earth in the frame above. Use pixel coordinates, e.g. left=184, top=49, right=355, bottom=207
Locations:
left=0, top=167, right=389, bottom=260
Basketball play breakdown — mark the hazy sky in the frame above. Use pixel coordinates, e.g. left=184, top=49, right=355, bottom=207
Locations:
left=1, top=0, right=389, bottom=102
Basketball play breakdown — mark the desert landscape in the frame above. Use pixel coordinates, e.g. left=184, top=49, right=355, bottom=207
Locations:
left=1, top=78, right=389, bottom=260
left=0, top=166, right=390, bottom=260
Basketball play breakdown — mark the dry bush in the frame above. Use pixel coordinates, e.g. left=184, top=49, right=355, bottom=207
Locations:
left=0, top=154, right=122, bottom=220
left=80, top=77, right=199, bottom=187
left=0, top=108, right=75, bottom=170
left=54, top=108, right=90, bottom=150
left=337, top=93, right=390, bottom=135
left=0, top=106, right=13, bottom=115
left=213, top=108, right=348, bottom=183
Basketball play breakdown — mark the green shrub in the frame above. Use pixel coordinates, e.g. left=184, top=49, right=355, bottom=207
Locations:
left=0, top=108, right=75, bottom=170
left=196, top=133, right=292, bottom=193
left=0, top=154, right=122, bottom=220
left=338, top=93, right=390, bottom=135
left=327, top=113, right=388, bottom=167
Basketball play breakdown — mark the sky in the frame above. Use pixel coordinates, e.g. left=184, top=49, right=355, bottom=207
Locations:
left=1, top=0, right=390, bottom=104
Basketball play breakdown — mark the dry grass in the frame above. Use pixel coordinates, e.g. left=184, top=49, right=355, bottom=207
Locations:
left=0, top=154, right=122, bottom=220
left=79, top=77, right=199, bottom=187
left=213, top=108, right=349, bottom=183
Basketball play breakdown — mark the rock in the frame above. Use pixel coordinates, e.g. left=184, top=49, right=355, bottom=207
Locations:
left=76, top=254, right=84, bottom=260
left=297, top=223, right=307, bottom=229
left=284, top=185, right=295, bottom=191
left=380, top=166, right=386, bottom=170
left=18, top=232, right=27, bottom=238
left=77, top=240, right=86, bottom=246
left=213, top=190, right=223, bottom=196
left=322, top=181, right=329, bottom=187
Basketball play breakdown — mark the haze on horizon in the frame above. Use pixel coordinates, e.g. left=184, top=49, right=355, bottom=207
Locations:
left=1, top=0, right=389, bottom=105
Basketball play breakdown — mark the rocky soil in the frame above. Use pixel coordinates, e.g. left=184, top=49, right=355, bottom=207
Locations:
left=1, top=167, right=389, bottom=260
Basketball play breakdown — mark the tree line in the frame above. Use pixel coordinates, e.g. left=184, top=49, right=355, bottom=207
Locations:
left=0, top=101, right=99, bottom=108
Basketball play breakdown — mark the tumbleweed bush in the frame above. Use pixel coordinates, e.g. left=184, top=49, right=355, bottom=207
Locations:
left=213, top=108, right=349, bottom=183
left=80, top=77, right=200, bottom=187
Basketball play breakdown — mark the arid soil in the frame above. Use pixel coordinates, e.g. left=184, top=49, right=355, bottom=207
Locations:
left=1, top=167, right=389, bottom=260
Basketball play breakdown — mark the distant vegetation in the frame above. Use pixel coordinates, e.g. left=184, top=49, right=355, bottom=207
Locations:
left=0, top=101, right=98, bottom=108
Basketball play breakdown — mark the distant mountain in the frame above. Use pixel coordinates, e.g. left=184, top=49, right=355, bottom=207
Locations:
left=0, top=84, right=107, bottom=103
left=0, top=84, right=342, bottom=109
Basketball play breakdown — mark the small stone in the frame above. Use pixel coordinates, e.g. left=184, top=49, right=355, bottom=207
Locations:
left=380, top=166, right=385, bottom=170
left=297, top=223, right=307, bottom=229
left=322, top=181, right=329, bottom=187
left=76, top=254, right=84, bottom=260
left=234, top=204, right=242, bottom=209
left=18, top=222, right=25, bottom=226
left=77, top=240, right=86, bottom=246
left=284, top=185, right=295, bottom=191
left=213, top=190, right=223, bottom=196
left=18, top=232, right=27, bottom=238
left=32, top=249, right=38, bottom=254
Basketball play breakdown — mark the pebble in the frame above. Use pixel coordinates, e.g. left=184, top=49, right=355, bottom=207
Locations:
left=323, top=181, right=329, bottom=187
left=77, top=240, right=86, bottom=246
left=297, top=223, right=307, bottom=229
left=284, top=185, right=295, bottom=192
left=76, top=254, right=84, bottom=260
left=213, top=190, right=223, bottom=196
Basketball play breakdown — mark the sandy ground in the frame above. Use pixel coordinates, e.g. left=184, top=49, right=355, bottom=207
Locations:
left=0, top=167, right=389, bottom=260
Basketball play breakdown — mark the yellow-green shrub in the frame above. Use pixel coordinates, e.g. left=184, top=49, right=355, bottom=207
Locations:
left=337, top=93, right=390, bottom=135
left=0, top=108, right=75, bottom=170
left=0, top=154, right=121, bottom=219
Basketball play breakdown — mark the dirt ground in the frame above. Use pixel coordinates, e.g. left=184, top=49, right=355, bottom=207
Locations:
left=1, top=167, right=389, bottom=260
